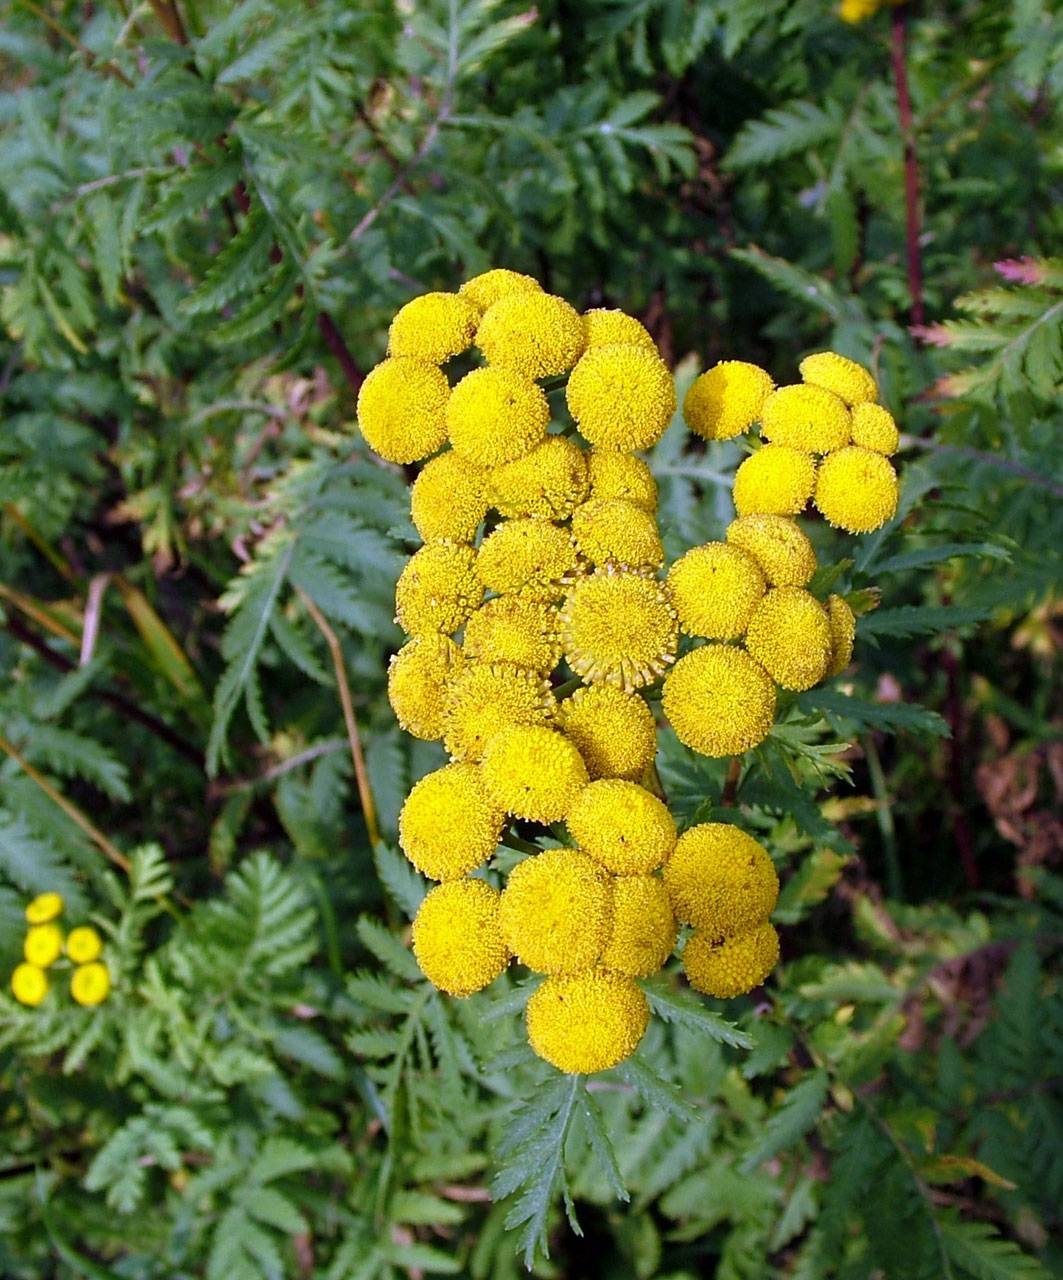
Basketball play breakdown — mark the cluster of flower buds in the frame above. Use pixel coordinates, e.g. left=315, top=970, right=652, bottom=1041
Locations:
left=9, top=893, right=110, bottom=1008
left=356, top=272, right=898, bottom=1074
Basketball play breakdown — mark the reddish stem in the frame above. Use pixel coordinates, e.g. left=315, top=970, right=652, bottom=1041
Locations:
left=891, top=7, right=924, bottom=327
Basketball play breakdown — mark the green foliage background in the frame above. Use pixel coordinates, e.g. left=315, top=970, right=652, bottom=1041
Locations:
left=1, top=0, right=1062, bottom=1276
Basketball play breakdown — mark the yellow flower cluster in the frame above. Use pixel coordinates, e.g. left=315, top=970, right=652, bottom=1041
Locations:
left=838, top=0, right=905, bottom=23
left=361, top=278, right=903, bottom=1073
left=9, top=894, right=110, bottom=1008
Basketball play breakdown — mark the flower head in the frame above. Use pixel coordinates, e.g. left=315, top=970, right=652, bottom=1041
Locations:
left=446, top=366, right=549, bottom=466
left=759, top=384, right=851, bottom=454
left=412, top=880, right=510, bottom=996
left=560, top=567, right=678, bottom=691
left=566, top=779, right=676, bottom=874
left=25, top=892, right=63, bottom=925
left=388, top=634, right=465, bottom=740
left=799, top=351, right=878, bottom=406
left=732, top=445, right=816, bottom=517
left=586, top=449, right=658, bottom=512
left=24, top=923, right=63, bottom=968
left=490, top=435, right=589, bottom=520
left=70, top=961, right=111, bottom=1007
left=666, top=541, right=766, bottom=639
left=500, top=848, right=611, bottom=972
left=398, top=762, right=505, bottom=880
left=481, top=724, right=589, bottom=823
left=66, top=926, right=103, bottom=965
left=462, top=597, right=562, bottom=674
left=745, top=586, right=832, bottom=691
left=459, top=268, right=542, bottom=314
left=825, top=593, right=857, bottom=677
left=601, top=875, right=678, bottom=978
left=566, top=345, right=676, bottom=452
left=838, top=0, right=880, bottom=21
left=395, top=542, right=483, bottom=636
left=11, top=963, right=48, bottom=1007
left=662, top=645, right=776, bottom=757
left=356, top=358, right=449, bottom=464
left=582, top=308, right=657, bottom=352
left=683, top=360, right=774, bottom=440
left=682, top=923, right=780, bottom=998
left=813, top=447, right=899, bottom=533
left=477, top=517, right=580, bottom=600
left=526, top=971, right=649, bottom=1073
left=476, top=292, right=584, bottom=378
left=571, top=498, right=663, bottom=571
left=410, top=451, right=491, bottom=543
left=557, top=684, right=657, bottom=782
left=443, top=661, right=555, bottom=762
left=850, top=402, right=899, bottom=456
left=725, top=514, right=818, bottom=588
left=388, top=291, right=478, bottom=362
left=663, top=823, right=779, bottom=935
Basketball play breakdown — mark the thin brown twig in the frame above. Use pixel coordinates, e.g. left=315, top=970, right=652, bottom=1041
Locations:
left=720, top=757, right=742, bottom=808
left=891, top=7, right=924, bottom=327
left=16, top=0, right=135, bottom=86
left=146, top=0, right=188, bottom=43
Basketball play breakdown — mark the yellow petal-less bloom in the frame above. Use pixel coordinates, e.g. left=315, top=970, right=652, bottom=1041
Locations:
left=586, top=449, right=658, bottom=513
left=682, top=923, right=780, bottom=999
left=566, top=780, right=676, bottom=874
left=814, top=447, right=899, bottom=533
left=500, top=848, right=611, bottom=973
left=571, top=499, right=664, bottom=570
left=398, top=763, right=505, bottom=880
left=560, top=567, right=678, bottom=692
left=412, top=880, right=510, bottom=996
left=745, top=587, right=832, bottom=692
left=388, top=634, right=465, bottom=740
left=581, top=308, right=657, bottom=352
left=839, top=0, right=881, bottom=21
left=388, top=291, right=478, bottom=362
left=24, top=923, right=63, bottom=968
left=662, top=645, right=776, bottom=757
left=356, top=358, right=450, bottom=464
left=477, top=517, right=581, bottom=601
left=600, top=876, right=678, bottom=978
left=70, top=961, right=111, bottom=1007
left=759, top=384, right=852, bottom=454
left=446, top=366, right=550, bottom=466
left=725, top=515, right=818, bottom=588
left=557, top=684, right=657, bottom=782
left=683, top=360, right=775, bottom=441
left=410, top=451, right=491, bottom=543
left=526, top=971, right=649, bottom=1073
left=25, top=892, right=63, bottom=924
left=732, top=445, right=816, bottom=517
left=462, top=597, right=562, bottom=674
left=490, top=435, right=589, bottom=521
left=666, top=541, right=766, bottom=640
left=850, top=402, right=900, bottom=456
left=825, top=593, right=857, bottom=678
left=481, top=725, right=589, bottom=823
left=663, top=823, right=779, bottom=936
left=567, top=345, right=677, bottom=452
left=799, top=351, right=878, bottom=406
left=476, top=292, right=585, bottom=378
left=11, top=963, right=48, bottom=1007
left=442, top=662, right=555, bottom=762
left=395, top=542, right=483, bottom=636
left=459, top=268, right=542, bottom=315
left=66, top=926, right=103, bottom=965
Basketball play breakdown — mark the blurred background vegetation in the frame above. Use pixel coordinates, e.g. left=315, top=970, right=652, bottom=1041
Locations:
left=1, top=0, right=1062, bottom=1276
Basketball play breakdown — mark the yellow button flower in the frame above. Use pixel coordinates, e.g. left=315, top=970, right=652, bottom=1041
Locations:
left=799, top=351, right=878, bottom=406
left=683, top=360, right=775, bottom=441
left=388, top=291, right=478, bottom=362
left=66, top=926, right=103, bottom=965
left=459, top=268, right=542, bottom=315
left=600, top=875, right=678, bottom=978
left=663, top=823, right=779, bottom=935
left=387, top=634, right=465, bottom=741
left=481, top=725, right=589, bottom=824
left=24, top=923, right=63, bottom=968
left=410, top=450, right=491, bottom=543
left=825, top=593, right=857, bottom=678
left=571, top=498, right=664, bottom=571
left=567, top=345, right=677, bottom=452
left=461, top=597, right=562, bottom=674
left=850, top=402, right=899, bottom=456
left=566, top=780, right=676, bottom=875
left=526, top=971, right=649, bottom=1073
left=25, top=892, right=63, bottom=924
left=560, top=567, right=678, bottom=692
left=490, top=435, right=590, bottom=521
left=662, top=644, right=776, bottom=758
left=813, top=446, right=899, bottom=533
left=442, top=661, right=555, bottom=762
left=759, top=383, right=851, bottom=454
left=394, top=542, right=483, bottom=636
left=398, top=763, right=505, bottom=880
left=477, top=517, right=581, bottom=601
left=586, top=448, right=658, bottom=512
left=412, top=880, right=510, bottom=996
left=500, top=848, right=611, bottom=973
left=11, top=963, right=49, bottom=1007
left=581, top=308, right=657, bottom=352
left=682, top=923, right=780, bottom=999
left=725, top=514, right=818, bottom=588
left=355, top=357, right=450, bottom=464
left=446, top=366, right=550, bottom=467
left=745, top=586, right=832, bottom=692
left=476, top=292, right=585, bottom=378
left=70, top=961, right=111, bottom=1007
left=732, top=444, right=816, bottom=518
left=666, top=541, right=766, bottom=640
left=557, top=684, right=657, bottom=782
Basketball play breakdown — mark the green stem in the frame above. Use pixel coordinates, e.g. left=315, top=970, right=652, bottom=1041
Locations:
left=501, top=829, right=540, bottom=856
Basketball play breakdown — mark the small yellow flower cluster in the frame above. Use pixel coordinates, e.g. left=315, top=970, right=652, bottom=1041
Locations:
left=9, top=893, right=110, bottom=1008
left=838, top=0, right=905, bottom=24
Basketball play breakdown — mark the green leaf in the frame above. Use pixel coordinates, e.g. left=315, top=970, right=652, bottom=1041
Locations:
left=858, top=604, right=994, bottom=641
left=640, top=981, right=755, bottom=1050
left=724, top=100, right=843, bottom=171
left=794, top=688, right=950, bottom=738
left=739, top=1070, right=830, bottom=1174
left=356, top=914, right=422, bottom=982
left=615, top=1055, right=701, bottom=1122
left=940, top=1218, right=1051, bottom=1280
left=373, top=843, right=427, bottom=919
